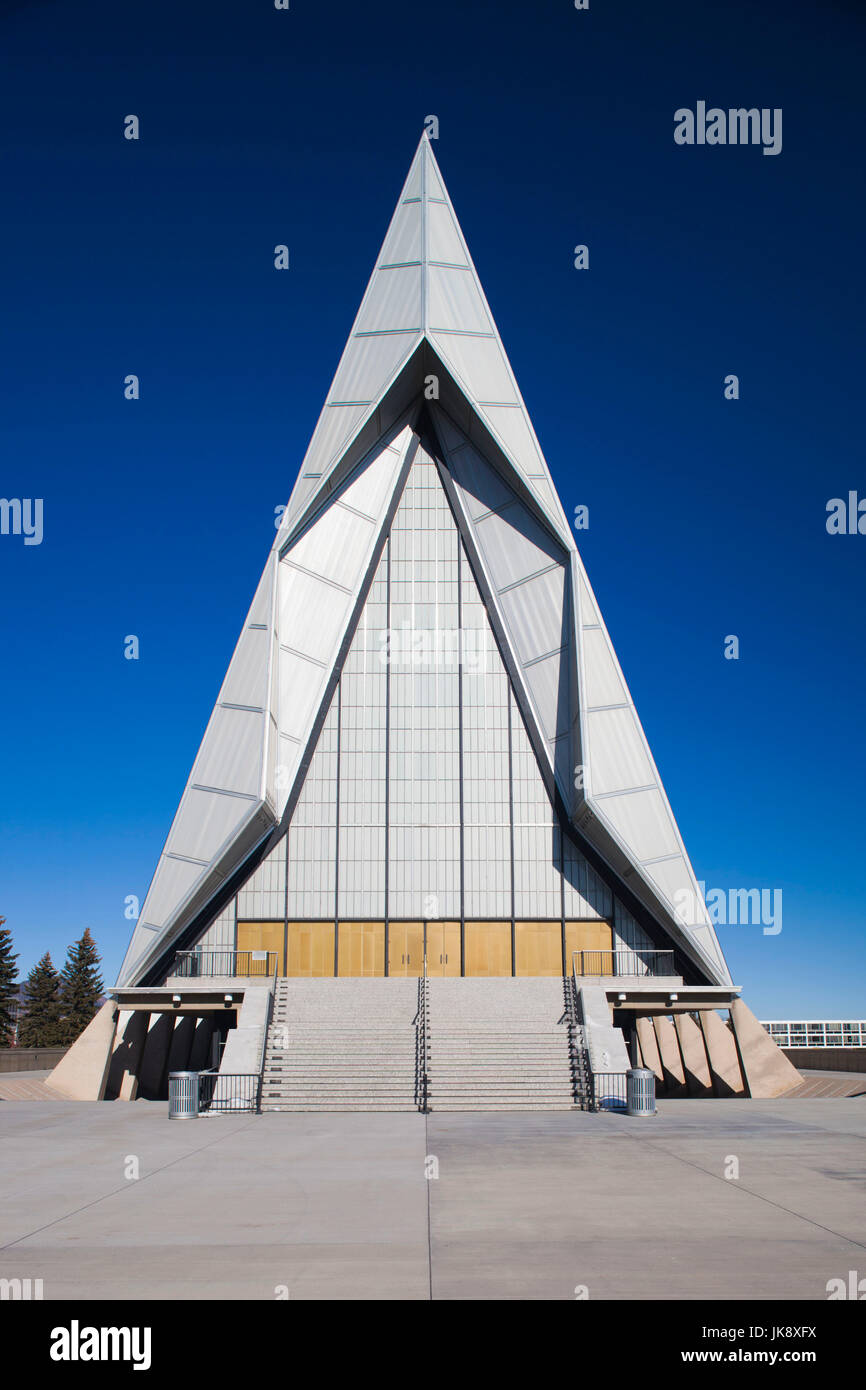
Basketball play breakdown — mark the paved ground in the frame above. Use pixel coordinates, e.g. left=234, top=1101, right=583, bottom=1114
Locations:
left=1, top=1097, right=863, bottom=1300
left=0, top=1070, right=66, bottom=1102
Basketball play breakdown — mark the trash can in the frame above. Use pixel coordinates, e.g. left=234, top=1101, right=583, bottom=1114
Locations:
left=168, top=1071, right=199, bottom=1119
left=626, top=1067, right=656, bottom=1116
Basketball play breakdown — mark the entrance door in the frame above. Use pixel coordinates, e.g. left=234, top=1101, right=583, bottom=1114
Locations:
left=464, top=921, right=512, bottom=976
left=286, top=922, right=335, bottom=977
left=388, top=923, right=423, bottom=977
left=424, top=922, right=461, bottom=977
left=337, top=922, right=385, bottom=977
left=515, top=922, right=563, bottom=976
left=236, top=921, right=285, bottom=976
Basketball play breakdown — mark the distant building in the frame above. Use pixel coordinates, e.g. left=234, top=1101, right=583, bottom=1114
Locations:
left=763, top=1021, right=865, bottom=1048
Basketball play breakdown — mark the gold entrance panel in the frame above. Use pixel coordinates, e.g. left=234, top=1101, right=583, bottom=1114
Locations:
left=236, top=921, right=285, bottom=977
left=464, top=921, right=512, bottom=976
left=514, top=922, right=563, bottom=976
left=337, top=921, right=385, bottom=977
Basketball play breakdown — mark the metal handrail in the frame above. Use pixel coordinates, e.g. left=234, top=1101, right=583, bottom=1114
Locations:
left=571, top=948, right=675, bottom=979
left=173, top=950, right=277, bottom=979
left=198, top=1072, right=259, bottom=1113
left=416, top=953, right=430, bottom=1113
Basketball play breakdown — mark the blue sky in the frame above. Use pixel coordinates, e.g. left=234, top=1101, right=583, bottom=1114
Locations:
left=1, top=0, right=863, bottom=1015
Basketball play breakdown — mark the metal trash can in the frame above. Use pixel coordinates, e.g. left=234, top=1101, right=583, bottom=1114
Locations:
left=626, top=1067, right=656, bottom=1116
left=168, top=1071, right=199, bottom=1119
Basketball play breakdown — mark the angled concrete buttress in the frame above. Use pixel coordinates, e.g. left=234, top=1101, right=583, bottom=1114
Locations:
left=188, top=1016, right=215, bottom=1072
left=106, top=1008, right=150, bottom=1101
left=45, top=1001, right=118, bottom=1101
left=137, top=1013, right=175, bottom=1100
left=729, top=999, right=802, bottom=1098
left=674, top=1012, right=713, bottom=1096
left=653, top=1015, right=687, bottom=1095
left=166, top=1015, right=197, bottom=1074
left=698, top=1008, right=745, bottom=1096
left=635, top=1016, right=665, bottom=1086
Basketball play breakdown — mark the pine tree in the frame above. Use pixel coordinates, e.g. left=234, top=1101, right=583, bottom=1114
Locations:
left=18, top=952, right=63, bottom=1048
left=58, top=929, right=104, bottom=1044
left=0, top=918, right=18, bottom=1046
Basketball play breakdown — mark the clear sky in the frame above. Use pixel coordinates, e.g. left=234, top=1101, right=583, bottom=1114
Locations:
left=1, top=0, right=863, bottom=1016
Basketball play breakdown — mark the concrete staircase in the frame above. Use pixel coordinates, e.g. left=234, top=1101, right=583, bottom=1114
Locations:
left=260, top=978, right=421, bottom=1112
left=427, top=978, right=580, bottom=1112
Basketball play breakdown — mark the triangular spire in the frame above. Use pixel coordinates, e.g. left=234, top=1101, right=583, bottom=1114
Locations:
left=283, top=134, right=571, bottom=547
left=119, top=136, right=732, bottom=991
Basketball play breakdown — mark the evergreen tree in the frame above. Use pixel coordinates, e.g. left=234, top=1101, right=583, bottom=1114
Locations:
left=18, top=952, right=63, bottom=1047
left=59, top=929, right=104, bottom=1043
left=0, top=918, right=19, bottom=1046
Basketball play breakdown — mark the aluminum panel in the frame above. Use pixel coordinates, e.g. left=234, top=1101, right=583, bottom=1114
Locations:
left=582, top=626, right=627, bottom=710
left=474, top=502, right=563, bottom=592
left=427, top=263, right=491, bottom=335
left=585, top=706, right=656, bottom=795
left=599, top=787, right=681, bottom=864
left=481, top=404, right=545, bottom=482
left=499, top=568, right=567, bottom=667
left=523, top=649, right=570, bottom=742
left=192, top=705, right=265, bottom=797
left=377, top=198, right=423, bottom=266
left=138, top=858, right=204, bottom=932
left=426, top=199, right=469, bottom=266
left=430, top=330, right=518, bottom=405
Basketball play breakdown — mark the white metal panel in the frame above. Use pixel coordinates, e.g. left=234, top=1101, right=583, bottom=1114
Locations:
left=481, top=404, right=546, bottom=484
left=343, top=425, right=413, bottom=517
left=192, top=705, right=265, bottom=797
left=598, top=787, right=681, bottom=865
left=430, top=330, right=517, bottom=405
left=523, top=650, right=570, bottom=742
left=578, top=573, right=602, bottom=628
left=174, top=786, right=259, bottom=863
left=581, top=626, right=628, bottom=710
left=499, top=567, right=567, bottom=668
left=584, top=707, right=656, bottom=794
left=353, top=266, right=422, bottom=337
left=219, top=624, right=270, bottom=710
left=377, top=198, right=423, bottom=266
left=330, top=327, right=417, bottom=400
left=444, top=435, right=513, bottom=520
left=138, top=858, right=204, bottom=932
left=288, top=510, right=375, bottom=593
left=427, top=263, right=491, bottom=335
left=426, top=199, right=469, bottom=266
left=474, top=503, right=562, bottom=592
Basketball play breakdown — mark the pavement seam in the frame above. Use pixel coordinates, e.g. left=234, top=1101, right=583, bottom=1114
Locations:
left=425, top=1107, right=433, bottom=1301
left=620, top=1129, right=866, bottom=1253
left=0, top=1117, right=255, bottom=1253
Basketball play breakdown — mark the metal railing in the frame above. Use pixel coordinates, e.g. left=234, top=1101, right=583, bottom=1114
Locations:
left=173, top=950, right=277, bottom=979
left=590, top=1072, right=629, bottom=1113
left=572, top=949, right=676, bottom=979
left=198, top=1071, right=260, bottom=1114
left=415, top=955, right=430, bottom=1113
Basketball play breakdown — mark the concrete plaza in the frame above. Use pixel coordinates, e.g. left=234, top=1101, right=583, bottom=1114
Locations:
left=0, top=1095, right=863, bottom=1300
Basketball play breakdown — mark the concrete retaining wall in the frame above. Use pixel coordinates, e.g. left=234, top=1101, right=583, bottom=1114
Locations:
left=0, top=1047, right=69, bottom=1073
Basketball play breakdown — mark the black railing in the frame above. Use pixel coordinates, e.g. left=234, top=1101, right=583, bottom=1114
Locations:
left=591, top=1072, right=629, bottom=1113
left=572, top=949, right=676, bottom=979
left=198, top=1071, right=260, bottom=1113
left=173, top=950, right=277, bottom=979
left=415, top=957, right=429, bottom=1113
